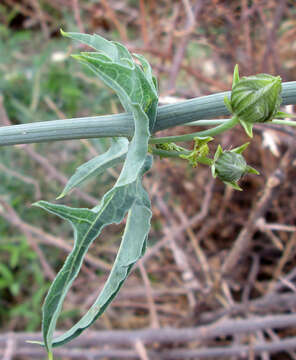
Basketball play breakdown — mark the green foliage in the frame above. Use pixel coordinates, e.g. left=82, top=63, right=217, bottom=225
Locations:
left=33, top=30, right=158, bottom=354
left=0, top=28, right=118, bottom=125
left=0, top=28, right=123, bottom=336
left=1, top=29, right=294, bottom=360
left=0, top=238, right=49, bottom=331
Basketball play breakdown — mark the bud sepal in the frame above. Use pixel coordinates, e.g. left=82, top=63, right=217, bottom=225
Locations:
left=179, top=136, right=213, bottom=167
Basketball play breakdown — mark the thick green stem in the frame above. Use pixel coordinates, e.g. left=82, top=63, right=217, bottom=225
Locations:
left=0, top=82, right=296, bottom=146
left=149, top=116, right=239, bottom=144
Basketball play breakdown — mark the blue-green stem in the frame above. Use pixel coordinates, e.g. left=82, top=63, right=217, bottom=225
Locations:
left=0, top=81, right=295, bottom=146
left=184, top=119, right=229, bottom=126
left=272, top=119, right=296, bottom=127
left=149, top=116, right=239, bottom=144
left=152, top=148, right=189, bottom=158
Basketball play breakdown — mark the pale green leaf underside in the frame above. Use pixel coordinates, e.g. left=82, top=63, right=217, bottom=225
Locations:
left=36, top=31, right=158, bottom=352
left=63, top=31, right=158, bottom=131
left=34, top=155, right=152, bottom=349
left=58, top=137, right=128, bottom=198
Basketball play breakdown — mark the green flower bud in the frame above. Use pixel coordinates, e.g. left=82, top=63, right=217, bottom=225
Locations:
left=232, top=74, right=282, bottom=122
left=225, top=65, right=283, bottom=137
left=211, top=143, right=259, bottom=190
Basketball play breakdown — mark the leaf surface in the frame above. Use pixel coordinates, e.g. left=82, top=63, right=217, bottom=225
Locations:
left=35, top=31, right=158, bottom=353
left=34, top=155, right=152, bottom=349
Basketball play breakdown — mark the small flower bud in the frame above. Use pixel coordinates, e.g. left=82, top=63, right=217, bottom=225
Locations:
left=211, top=143, right=259, bottom=190
left=225, top=65, right=283, bottom=137
left=215, top=151, right=247, bottom=183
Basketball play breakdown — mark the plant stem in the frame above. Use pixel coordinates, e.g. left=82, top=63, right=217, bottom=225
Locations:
left=149, top=116, right=239, bottom=144
left=0, top=82, right=296, bottom=146
left=272, top=119, right=296, bottom=127
left=184, top=119, right=229, bottom=126
left=152, top=148, right=213, bottom=165
left=152, top=148, right=189, bottom=158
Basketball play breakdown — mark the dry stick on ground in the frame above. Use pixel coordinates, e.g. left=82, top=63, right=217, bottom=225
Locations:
left=261, top=0, right=287, bottom=75
left=198, top=291, right=296, bottom=324
left=0, top=96, right=11, bottom=126
left=241, top=0, right=254, bottom=73
left=173, top=201, right=215, bottom=301
left=134, top=339, right=150, bottom=360
left=2, top=337, right=14, bottom=360
left=257, top=331, right=270, bottom=360
left=115, top=282, right=201, bottom=301
left=167, top=0, right=205, bottom=92
left=0, top=102, right=99, bottom=206
left=20, top=225, right=56, bottom=281
left=174, top=0, right=196, bottom=38
left=138, top=260, right=160, bottom=329
left=22, top=145, right=99, bottom=206
left=27, top=0, right=50, bottom=39
left=3, top=0, right=53, bottom=26
left=242, top=254, right=260, bottom=304
left=257, top=217, right=296, bottom=233
left=155, top=193, right=198, bottom=308
left=256, top=217, right=284, bottom=250
left=100, top=0, right=128, bottom=42
left=141, top=178, right=214, bottom=266
left=269, top=266, right=296, bottom=295
left=266, top=328, right=296, bottom=360
left=2, top=337, right=296, bottom=360
left=221, top=144, right=296, bottom=276
left=181, top=64, right=228, bottom=91
left=268, top=231, right=296, bottom=293
left=1, top=314, right=295, bottom=346
left=1, top=314, right=296, bottom=358
left=139, top=0, right=149, bottom=46
left=157, top=338, right=296, bottom=359
left=129, top=46, right=228, bottom=91
left=0, top=162, right=41, bottom=199
left=72, top=0, right=85, bottom=33
left=186, top=225, right=213, bottom=287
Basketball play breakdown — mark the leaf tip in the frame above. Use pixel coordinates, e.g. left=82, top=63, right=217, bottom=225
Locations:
left=60, top=29, right=67, bottom=37
left=56, top=193, right=65, bottom=200
left=26, top=340, right=44, bottom=345
left=71, top=54, right=83, bottom=61
left=32, top=200, right=46, bottom=209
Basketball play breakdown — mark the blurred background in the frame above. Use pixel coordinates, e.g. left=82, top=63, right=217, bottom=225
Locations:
left=0, top=1, right=296, bottom=359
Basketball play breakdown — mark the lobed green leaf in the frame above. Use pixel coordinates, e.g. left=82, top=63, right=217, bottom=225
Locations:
left=35, top=31, right=158, bottom=354
left=34, top=155, right=152, bottom=350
